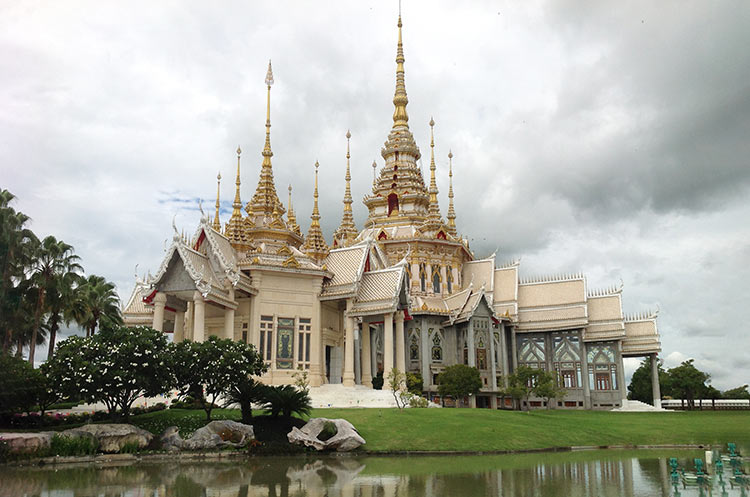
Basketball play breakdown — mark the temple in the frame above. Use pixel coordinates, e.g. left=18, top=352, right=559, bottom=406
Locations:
left=123, top=14, right=661, bottom=410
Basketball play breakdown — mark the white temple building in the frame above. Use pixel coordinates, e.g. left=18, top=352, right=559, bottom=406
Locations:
left=123, top=14, right=662, bottom=410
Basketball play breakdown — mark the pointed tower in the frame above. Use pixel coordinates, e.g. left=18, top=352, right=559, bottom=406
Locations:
left=224, top=147, right=249, bottom=248
left=246, top=60, right=286, bottom=224
left=286, top=184, right=301, bottom=236
left=426, top=117, right=442, bottom=225
left=302, top=161, right=329, bottom=262
left=212, top=172, right=222, bottom=232
left=332, top=130, right=358, bottom=248
left=446, top=150, right=457, bottom=236
left=241, top=60, right=303, bottom=251
left=363, top=12, right=429, bottom=228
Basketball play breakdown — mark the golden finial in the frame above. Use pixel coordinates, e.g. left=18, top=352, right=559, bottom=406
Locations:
left=212, top=172, right=222, bottom=232
left=392, top=9, right=409, bottom=128
left=263, top=60, right=273, bottom=159
left=302, top=160, right=329, bottom=262
left=312, top=160, right=320, bottom=226
left=447, top=149, right=457, bottom=235
left=333, top=130, right=357, bottom=247
left=372, top=160, right=377, bottom=185
left=224, top=146, right=246, bottom=243
left=427, top=117, right=441, bottom=223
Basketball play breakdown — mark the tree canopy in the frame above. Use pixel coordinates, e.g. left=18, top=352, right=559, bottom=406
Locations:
left=437, top=364, right=482, bottom=406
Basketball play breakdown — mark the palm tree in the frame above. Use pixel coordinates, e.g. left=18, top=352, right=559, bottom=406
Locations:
left=72, top=274, right=122, bottom=336
left=27, top=236, right=81, bottom=366
left=261, top=384, right=312, bottom=419
left=46, top=271, right=82, bottom=359
left=0, top=190, right=37, bottom=354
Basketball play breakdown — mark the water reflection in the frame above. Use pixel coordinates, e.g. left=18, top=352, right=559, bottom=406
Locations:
left=1, top=450, right=748, bottom=497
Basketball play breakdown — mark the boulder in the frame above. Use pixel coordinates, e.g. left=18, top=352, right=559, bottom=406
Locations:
left=0, top=432, right=55, bottom=453
left=159, top=420, right=255, bottom=451
left=62, top=424, right=153, bottom=453
left=287, top=418, right=365, bottom=452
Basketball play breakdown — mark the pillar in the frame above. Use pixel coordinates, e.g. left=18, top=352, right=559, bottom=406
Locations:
left=440, top=265, right=447, bottom=295
left=343, top=300, right=356, bottom=386
left=651, top=353, right=662, bottom=409
left=383, top=312, right=394, bottom=387
left=426, top=263, right=433, bottom=293
left=616, top=342, right=627, bottom=404
left=174, top=310, right=185, bottom=342
left=224, top=307, right=235, bottom=340
left=152, top=292, right=166, bottom=332
left=489, top=324, right=498, bottom=392
left=500, top=323, right=509, bottom=388
left=467, top=322, right=476, bottom=367
left=510, top=328, right=518, bottom=370
left=361, top=321, right=373, bottom=387
left=581, top=335, right=592, bottom=409
left=354, top=324, right=362, bottom=385
left=395, top=311, right=406, bottom=374
left=193, top=291, right=205, bottom=343
left=411, top=261, right=420, bottom=291
left=310, top=279, right=324, bottom=387
left=420, top=324, right=430, bottom=390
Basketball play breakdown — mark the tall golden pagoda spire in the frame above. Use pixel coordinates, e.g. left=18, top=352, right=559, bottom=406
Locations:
left=212, top=172, right=222, bottom=232
left=392, top=12, right=409, bottom=128
left=286, top=184, right=301, bottom=236
left=427, top=117, right=442, bottom=223
left=246, top=60, right=285, bottom=221
left=333, top=130, right=358, bottom=248
left=446, top=150, right=457, bottom=236
left=302, top=160, right=329, bottom=262
left=225, top=147, right=248, bottom=245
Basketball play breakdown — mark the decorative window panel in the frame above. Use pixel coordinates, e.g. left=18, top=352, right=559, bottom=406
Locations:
left=297, top=318, right=311, bottom=369
left=430, top=328, right=443, bottom=363
left=587, top=344, right=617, bottom=391
left=276, top=317, right=294, bottom=370
left=259, top=316, right=273, bottom=362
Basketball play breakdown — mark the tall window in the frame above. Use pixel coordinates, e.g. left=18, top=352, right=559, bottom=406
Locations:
left=432, top=270, right=441, bottom=294
left=259, top=316, right=273, bottom=362
left=409, top=331, right=419, bottom=364
left=446, top=267, right=453, bottom=293
left=387, top=193, right=399, bottom=216
left=430, top=328, right=443, bottom=363
left=276, top=317, right=294, bottom=370
left=518, top=336, right=546, bottom=370
left=476, top=331, right=487, bottom=370
left=587, top=344, right=617, bottom=391
left=553, top=333, right=582, bottom=389
left=404, top=265, right=411, bottom=290
left=297, top=318, right=311, bottom=369
left=419, top=263, right=427, bottom=292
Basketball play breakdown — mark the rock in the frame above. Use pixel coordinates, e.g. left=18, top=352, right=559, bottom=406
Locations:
left=62, top=424, right=153, bottom=453
left=287, top=418, right=365, bottom=452
left=0, top=432, right=55, bottom=453
left=159, top=420, right=255, bottom=451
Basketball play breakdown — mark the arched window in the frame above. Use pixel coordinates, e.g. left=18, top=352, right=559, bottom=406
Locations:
left=446, top=266, right=453, bottom=293
left=432, top=270, right=441, bottom=294
left=387, top=193, right=399, bottom=216
left=419, top=263, right=427, bottom=292
left=430, top=329, right=443, bottom=363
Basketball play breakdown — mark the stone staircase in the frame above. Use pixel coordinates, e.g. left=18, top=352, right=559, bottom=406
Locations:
left=308, top=384, right=398, bottom=408
left=612, top=399, right=668, bottom=412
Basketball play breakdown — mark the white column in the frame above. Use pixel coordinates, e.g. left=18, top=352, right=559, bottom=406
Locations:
left=383, top=312, right=394, bottom=386
left=361, top=321, right=372, bottom=387
left=617, top=342, right=627, bottom=404
left=490, top=325, right=498, bottom=391
left=467, top=322, right=476, bottom=367
left=500, top=323, right=509, bottom=388
left=343, top=300, right=356, bottom=386
left=420, top=324, right=430, bottom=389
left=152, top=292, right=166, bottom=332
left=310, top=279, right=324, bottom=387
left=410, top=262, right=420, bottom=291
left=193, top=291, right=205, bottom=343
left=452, top=266, right=459, bottom=290
left=174, top=310, right=185, bottom=342
left=440, top=265, right=447, bottom=295
left=395, top=311, right=406, bottom=374
left=426, top=263, right=433, bottom=293
left=224, top=307, right=235, bottom=340
left=651, top=353, right=662, bottom=409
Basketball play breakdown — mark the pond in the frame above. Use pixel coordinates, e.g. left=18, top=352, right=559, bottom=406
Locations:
left=1, top=448, right=748, bottom=497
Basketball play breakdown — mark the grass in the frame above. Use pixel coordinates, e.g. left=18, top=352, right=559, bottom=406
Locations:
left=121, top=408, right=750, bottom=453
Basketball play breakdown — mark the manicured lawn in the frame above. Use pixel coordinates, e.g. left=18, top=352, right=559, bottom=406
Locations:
left=125, top=408, right=750, bottom=453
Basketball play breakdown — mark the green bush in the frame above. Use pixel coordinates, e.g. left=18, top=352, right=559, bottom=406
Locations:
left=261, top=385, right=312, bottom=419
left=408, top=395, right=429, bottom=408
left=317, top=421, right=338, bottom=441
left=406, top=372, right=423, bottom=394
left=49, top=434, right=99, bottom=456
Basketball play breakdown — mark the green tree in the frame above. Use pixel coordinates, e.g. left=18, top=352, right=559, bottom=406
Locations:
left=45, top=325, right=174, bottom=420
left=45, top=271, right=82, bottom=360
left=627, top=356, right=668, bottom=404
left=722, top=385, right=750, bottom=400
left=386, top=367, right=407, bottom=409
left=27, top=236, right=82, bottom=366
left=667, top=359, right=710, bottom=410
left=533, top=370, right=566, bottom=409
left=224, top=378, right=266, bottom=424
left=507, top=366, right=539, bottom=411
left=173, top=336, right=267, bottom=421
left=261, top=384, right=312, bottom=419
left=0, top=354, right=41, bottom=415
left=437, top=364, right=482, bottom=407
left=702, top=385, right=722, bottom=410
left=71, top=274, right=122, bottom=336
left=406, top=372, right=423, bottom=394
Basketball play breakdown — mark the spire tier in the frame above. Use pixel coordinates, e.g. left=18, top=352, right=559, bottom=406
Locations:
left=333, top=130, right=358, bottom=248
left=302, top=160, right=329, bottom=262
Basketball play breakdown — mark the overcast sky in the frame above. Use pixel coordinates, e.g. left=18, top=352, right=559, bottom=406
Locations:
left=2, top=1, right=749, bottom=390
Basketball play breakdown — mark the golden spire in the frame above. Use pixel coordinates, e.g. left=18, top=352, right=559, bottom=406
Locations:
left=427, top=117, right=442, bottom=223
left=246, top=60, right=285, bottom=220
left=447, top=149, right=457, bottom=236
left=372, top=160, right=377, bottom=186
left=212, top=172, right=222, bottom=232
left=333, top=130, right=358, bottom=247
left=286, top=184, right=301, bottom=236
left=392, top=13, right=409, bottom=128
left=302, top=160, right=329, bottom=262
left=225, top=147, right=247, bottom=245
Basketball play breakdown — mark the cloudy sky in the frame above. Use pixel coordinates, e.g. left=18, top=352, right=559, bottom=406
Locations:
left=2, top=1, right=749, bottom=389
